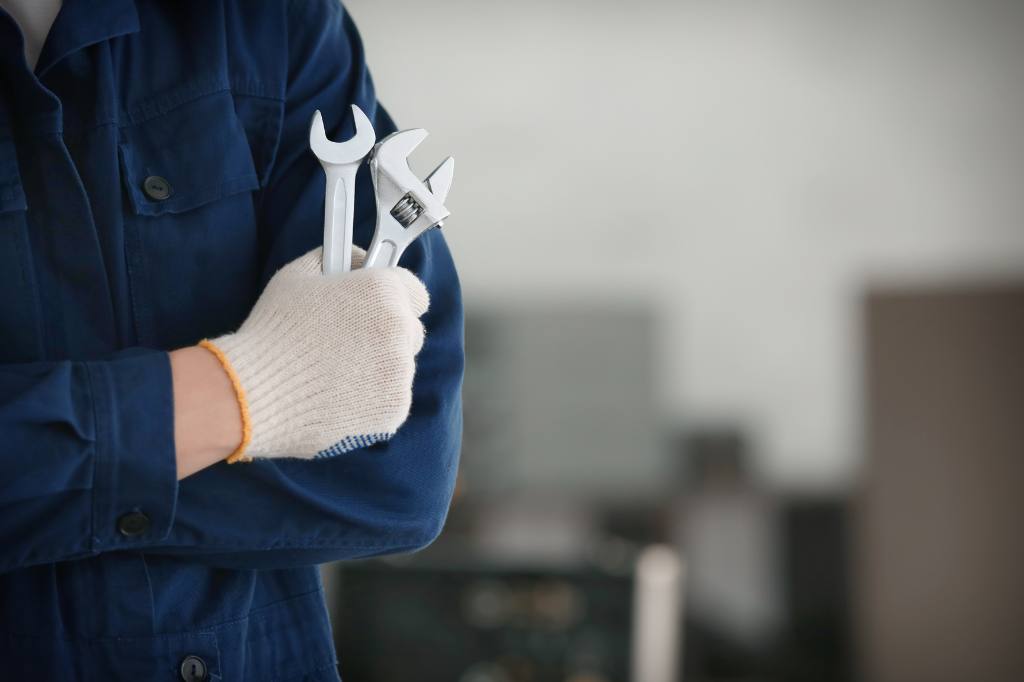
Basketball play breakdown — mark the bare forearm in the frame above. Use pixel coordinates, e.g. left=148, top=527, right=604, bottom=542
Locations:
left=169, top=346, right=242, bottom=479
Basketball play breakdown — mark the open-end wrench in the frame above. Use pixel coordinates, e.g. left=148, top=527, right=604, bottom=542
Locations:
left=309, top=105, right=376, bottom=274
left=363, top=129, right=454, bottom=269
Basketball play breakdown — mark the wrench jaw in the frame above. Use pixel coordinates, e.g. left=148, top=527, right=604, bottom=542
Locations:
left=425, top=156, right=455, bottom=205
left=309, top=106, right=376, bottom=165
left=310, top=105, right=377, bottom=274
left=363, top=129, right=453, bottom=269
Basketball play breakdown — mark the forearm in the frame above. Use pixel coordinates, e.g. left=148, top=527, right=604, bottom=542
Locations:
left=142, top=230, right=464, bottom=571
left=169, top=346, right=243, bottom=479
left=0, top=350, right=178, bottom=573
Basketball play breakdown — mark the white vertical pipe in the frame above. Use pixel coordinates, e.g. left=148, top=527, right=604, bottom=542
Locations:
left=631, top=545, right=685, bottom=682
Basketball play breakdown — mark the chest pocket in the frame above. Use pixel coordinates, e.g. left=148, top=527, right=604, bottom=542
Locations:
left=0, top=136, right=42, bottom=363
left=119, top=89, right=262, bottom=350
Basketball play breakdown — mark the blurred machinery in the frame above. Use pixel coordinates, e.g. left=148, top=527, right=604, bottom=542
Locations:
left=670, top=431, right=851, bottom=682
left=333, top=547, right=683, bottom=682
left=334, top=559, right=632, bottom=681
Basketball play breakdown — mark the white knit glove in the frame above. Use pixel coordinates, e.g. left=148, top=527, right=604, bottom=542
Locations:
left=199, top=246, right=429, bottom=462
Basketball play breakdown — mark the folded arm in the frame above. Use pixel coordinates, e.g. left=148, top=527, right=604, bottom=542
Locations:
left=0, top=0, right=463, bottom=574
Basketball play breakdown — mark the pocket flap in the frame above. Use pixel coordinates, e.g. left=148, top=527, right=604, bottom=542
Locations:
left=119, top=91, right=259, bottom=216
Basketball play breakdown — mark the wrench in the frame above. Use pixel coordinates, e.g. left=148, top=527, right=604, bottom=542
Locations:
left=309, top=105, right=376, bottom=274
left=364, top=129, right=455, bottom=269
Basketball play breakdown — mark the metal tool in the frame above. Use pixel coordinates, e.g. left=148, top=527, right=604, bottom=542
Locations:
left=363, top=129, right=454, bottom=269
left=310, top=105, right=376, bottom=274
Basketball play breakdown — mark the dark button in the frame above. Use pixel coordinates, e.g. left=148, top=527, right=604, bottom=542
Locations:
left=179, top=655, right=208, bottom=682
left=143, top=175, right=172, bottom=201
left=116, top=511, right=150, bottom=537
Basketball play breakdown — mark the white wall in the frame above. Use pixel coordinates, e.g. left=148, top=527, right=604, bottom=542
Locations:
left=347, top=0, right=1024, bottom=490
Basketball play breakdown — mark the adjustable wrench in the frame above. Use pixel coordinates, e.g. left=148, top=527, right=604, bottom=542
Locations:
left=309, top=105, right=376, bottom=274
left=363, top=129, right=454, bottom=269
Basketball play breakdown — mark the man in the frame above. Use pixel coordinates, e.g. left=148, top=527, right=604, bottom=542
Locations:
left=0, top=0, right=464, bottom=679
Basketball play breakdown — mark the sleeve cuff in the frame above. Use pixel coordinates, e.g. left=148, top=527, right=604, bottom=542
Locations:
left=85, top=349, right=179, bottom=550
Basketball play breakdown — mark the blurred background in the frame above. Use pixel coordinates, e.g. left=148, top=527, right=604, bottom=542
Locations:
left=324, top=1, right=1024, bottom=680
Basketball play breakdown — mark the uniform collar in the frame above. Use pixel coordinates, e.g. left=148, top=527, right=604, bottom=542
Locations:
left=35, top=0, right=139, bottom=77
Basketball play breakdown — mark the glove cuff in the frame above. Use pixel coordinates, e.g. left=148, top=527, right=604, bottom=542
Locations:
left=198, top=338, right=254, bottom=463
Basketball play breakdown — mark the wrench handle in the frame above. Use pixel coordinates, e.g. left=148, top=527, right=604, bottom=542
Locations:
left=363, top=237, right=403, bottom=269
left=321, top=166, right=358, bottom=275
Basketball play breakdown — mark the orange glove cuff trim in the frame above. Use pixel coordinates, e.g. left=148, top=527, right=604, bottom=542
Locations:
left=198, top=339, right=254, bottom=464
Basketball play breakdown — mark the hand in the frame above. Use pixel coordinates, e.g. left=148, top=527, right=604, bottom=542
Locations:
left=202, top=246, right=430, bottom=461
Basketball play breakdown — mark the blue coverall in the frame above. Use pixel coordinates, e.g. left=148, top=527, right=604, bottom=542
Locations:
left=0, top=1, right=464, bottom=678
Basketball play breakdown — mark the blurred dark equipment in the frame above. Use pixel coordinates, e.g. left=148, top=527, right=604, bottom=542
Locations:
left=677, top=499, right=852, bottom=682
left=673, top=430, right=852, bottom=682
left=670, top=428, right=783, bottom=679
left=857, top=285, right=1024, bottom=682
left=777, top=500, right=852, bottom=682
left=333, top=560, right=633, bottom=682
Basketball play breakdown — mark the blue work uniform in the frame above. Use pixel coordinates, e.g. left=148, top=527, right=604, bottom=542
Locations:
left=0, top=0, right=464, bottom=679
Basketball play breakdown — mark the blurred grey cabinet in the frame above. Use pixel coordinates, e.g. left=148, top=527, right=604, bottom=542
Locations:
left=857, top=286, right=1024, bottom=682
